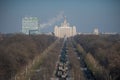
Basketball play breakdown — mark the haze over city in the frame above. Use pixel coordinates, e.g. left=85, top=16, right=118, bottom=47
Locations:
left=0, top=0, right=120, bottom=33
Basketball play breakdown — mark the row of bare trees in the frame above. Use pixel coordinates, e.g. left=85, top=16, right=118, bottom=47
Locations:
left=74, top=34, right=120, bottom=80
left=67, top=39, right=85, bottom=80
left=0, top=34, right=56, bottom=80
left=29, top=39, right=63, bottom=80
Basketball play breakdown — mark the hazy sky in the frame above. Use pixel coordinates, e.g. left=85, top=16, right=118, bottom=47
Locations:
left=0, top=0, right=120, bottom=33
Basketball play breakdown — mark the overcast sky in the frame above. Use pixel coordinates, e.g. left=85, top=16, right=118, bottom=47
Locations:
left=0, top=0, right=120, bottom=33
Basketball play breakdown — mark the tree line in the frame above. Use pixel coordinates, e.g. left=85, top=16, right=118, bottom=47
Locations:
left=74, top=34, right=120, bottom=80
left=0, top=34, right=56, bottom=80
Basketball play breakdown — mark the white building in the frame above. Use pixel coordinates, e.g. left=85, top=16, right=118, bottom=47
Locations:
left=22, top=17, right=39, bottom=34
left=54, top=17, right=76, bottom=38
left=93, top=28, right=99, bottom=35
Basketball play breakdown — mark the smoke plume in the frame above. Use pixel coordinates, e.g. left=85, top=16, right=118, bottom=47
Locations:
left=40, top=11, right=64, bottom=28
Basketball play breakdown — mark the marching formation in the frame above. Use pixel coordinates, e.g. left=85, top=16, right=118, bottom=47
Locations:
left=55, top=40, right=70, bottom=80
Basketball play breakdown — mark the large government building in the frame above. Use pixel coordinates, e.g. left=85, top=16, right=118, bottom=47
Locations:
left=54, top=17, right=76, bottom=38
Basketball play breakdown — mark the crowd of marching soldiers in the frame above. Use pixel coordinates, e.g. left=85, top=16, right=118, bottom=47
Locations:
left=55, top=42, right=69, bottom=80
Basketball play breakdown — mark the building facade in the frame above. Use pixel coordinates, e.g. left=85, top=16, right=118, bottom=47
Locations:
left=93, top=28, right=99, bottom=35
left=54, top=17, right=76, bottom=38
left=22, top=17, right=39, bottom=34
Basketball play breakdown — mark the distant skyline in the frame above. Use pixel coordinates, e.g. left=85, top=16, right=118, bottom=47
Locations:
left=0, top=0, right=120, bottom=33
